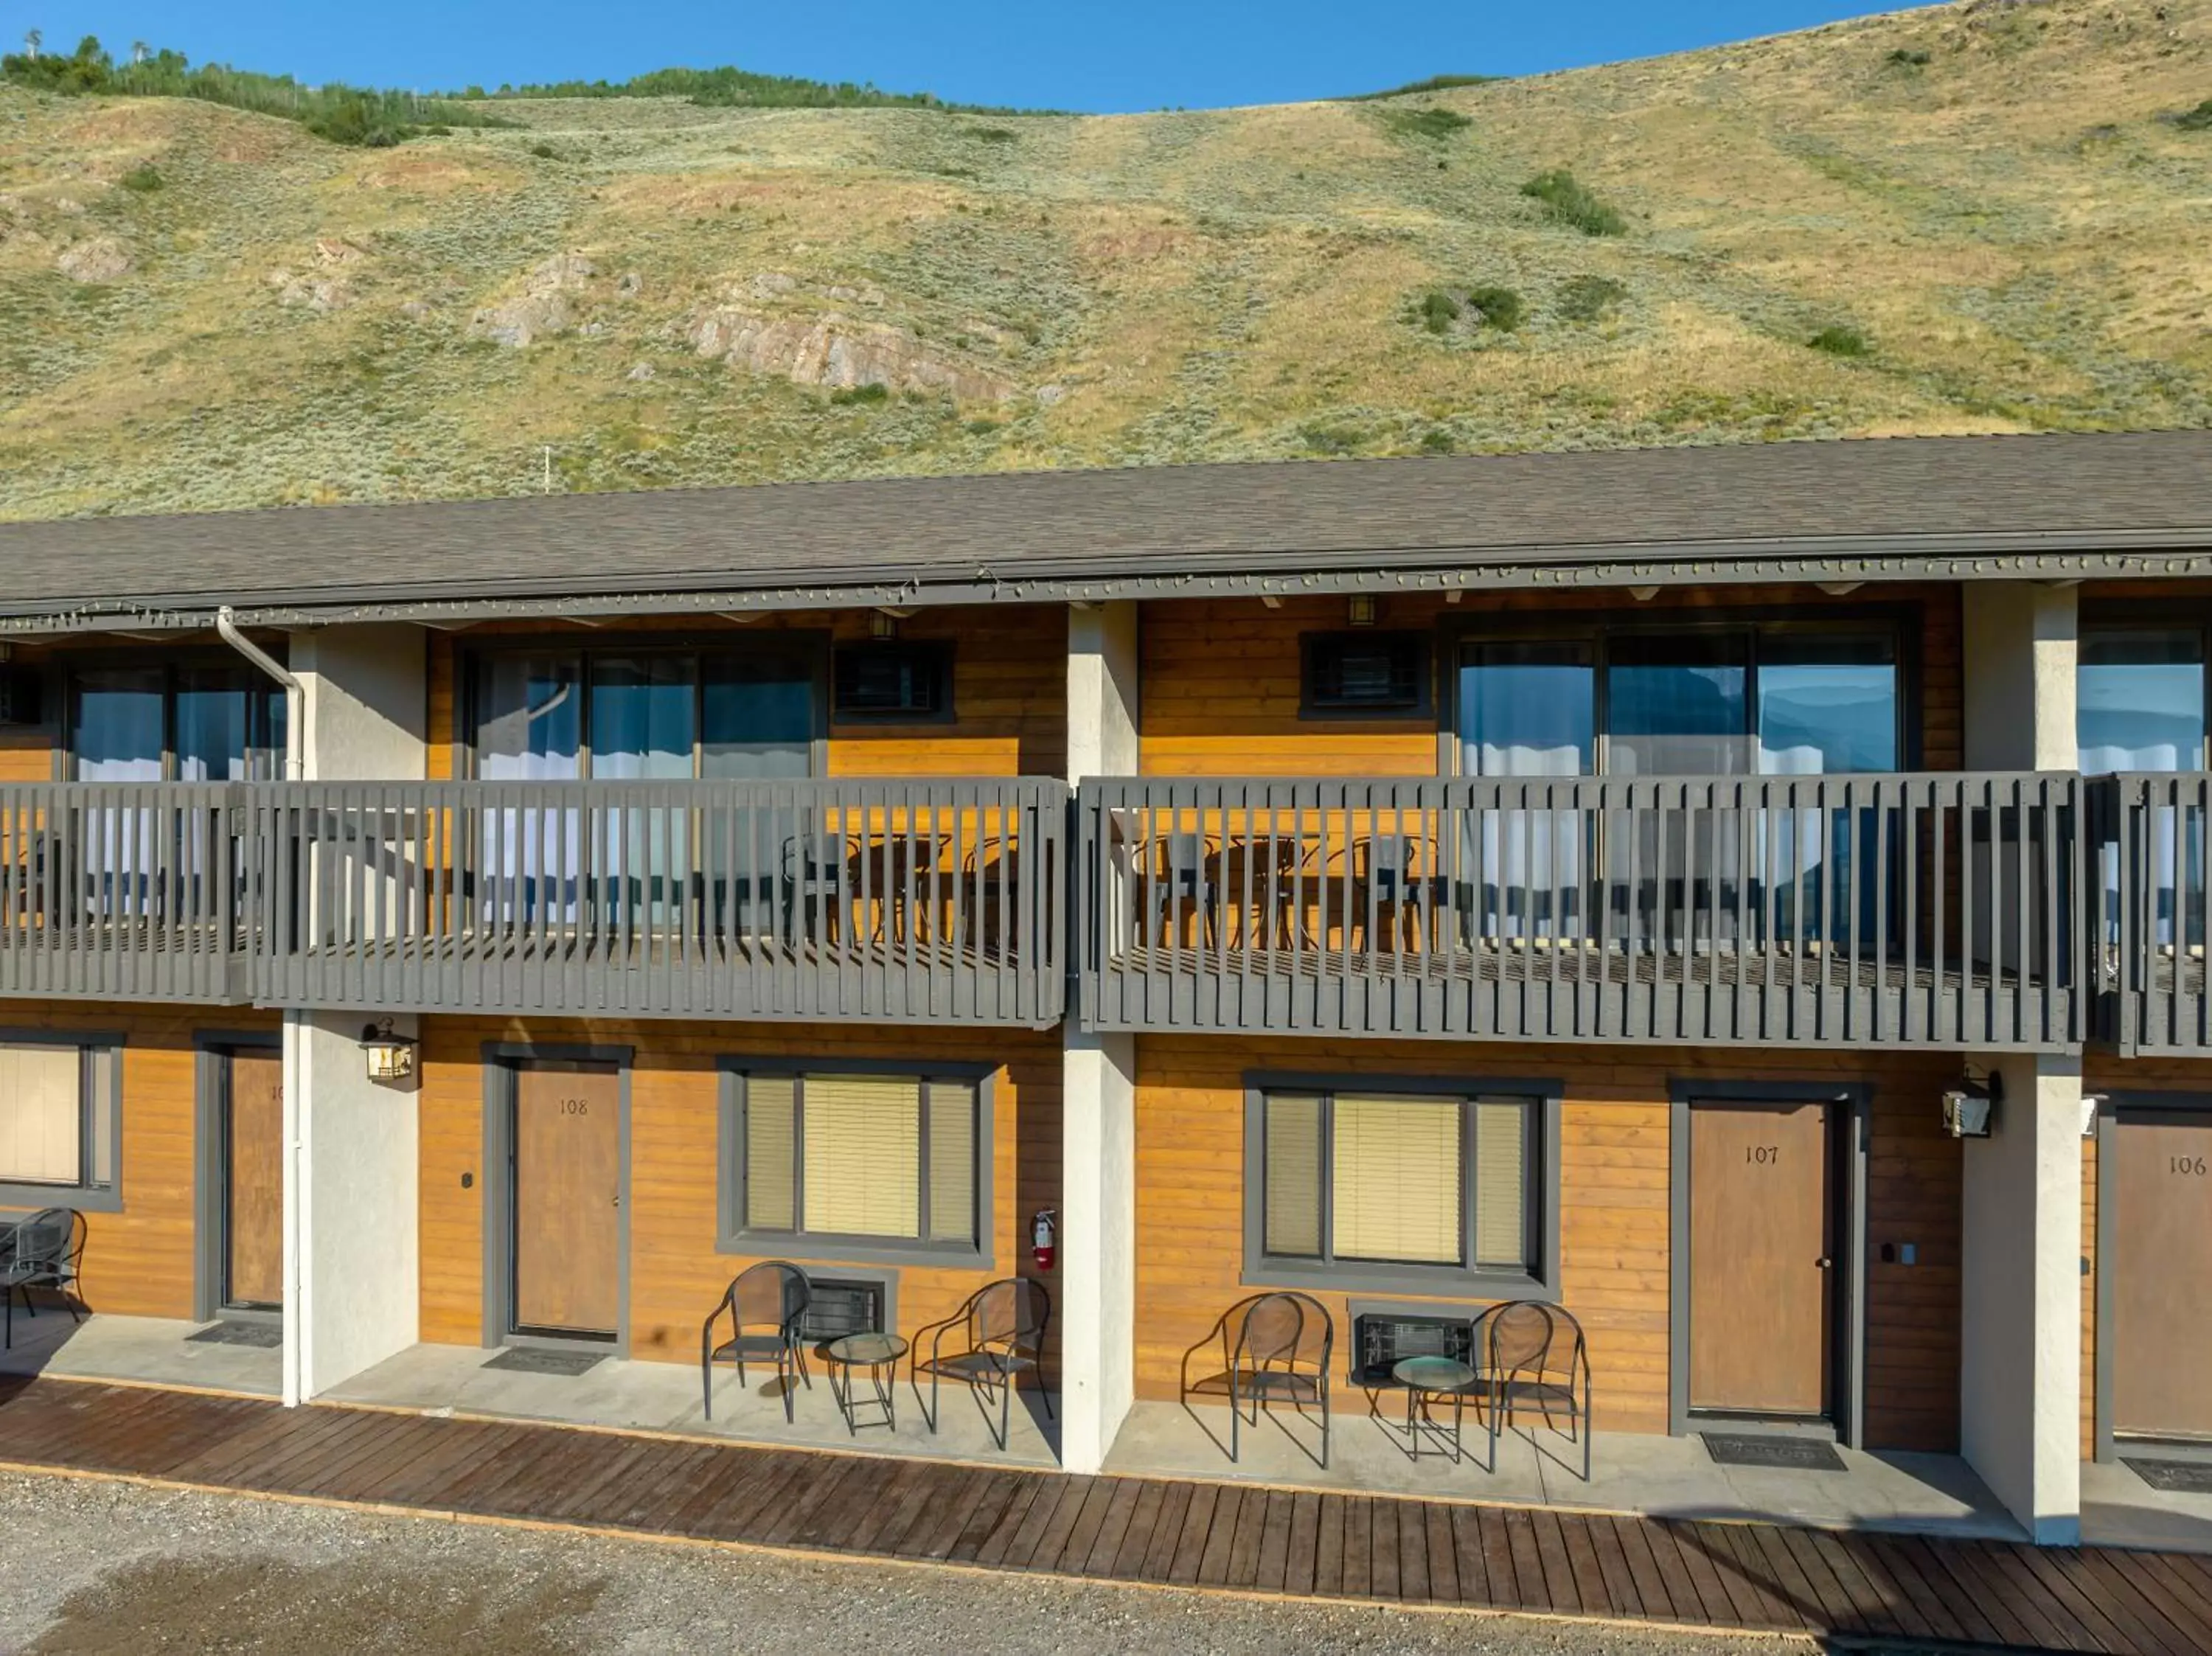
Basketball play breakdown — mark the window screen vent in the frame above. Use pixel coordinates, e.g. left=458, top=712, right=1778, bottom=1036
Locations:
left=1303, top=633, right=1427, bottom=714
left=1353, top=1312, right=1476, bottom=1388
left=797, top=1278, right=886, bottom=1343
left=834, top=644, right=950, bottom=718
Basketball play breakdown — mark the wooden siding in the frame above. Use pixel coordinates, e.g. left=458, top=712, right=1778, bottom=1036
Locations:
left=1139, top=585, right=1964, bottom=777
left=0, top=1001, right=279, bottom=1319
left=1133, top=1034, right=1966, bottom=1452
left=416, top=1016, right=1062, bottom=1365
left=425, top=605, right=1068, bottom=783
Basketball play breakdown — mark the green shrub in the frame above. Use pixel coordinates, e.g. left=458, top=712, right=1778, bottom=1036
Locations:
left=964, top=417, right=1003, bottom=435
left=119, top=163, right=164, bottom=192
left=305, top=94, right=416, bottom=147
left=1382, top=106, right=1472, bottom=141
left=1343, top=74, right=1499, bottom=102
left=967, top=125, right=1018, bottom=143
left=1417, top=291, right=1461, bottom=334
left=1299, top=422, right=1362, bottom=455
left=1520, top=168, right=1627, bottom=236
left=1466, top=285, right=1522, bottom=331
left=1558, top=274, right=1627, bottom=321
left=829, top=383, right=892, bottom=406
left=528, top=141, right=559, bottom=159
left=1808, top=325, right=1871, bottom=358
left=1885, top=48, right=1932, bottom=67
left=1419, top=428, right=1455, bottom=453
left=2177, top=99, right=2212, bottom=132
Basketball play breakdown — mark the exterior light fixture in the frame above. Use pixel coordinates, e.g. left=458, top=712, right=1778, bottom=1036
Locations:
left=1941, top=1070, right=2002, bottom=1139
left=361, top=1020, right=417, bottom=1083
left=870, top=610, right=900, bottom=640
left=1347, top=594, right=1378, bottom=627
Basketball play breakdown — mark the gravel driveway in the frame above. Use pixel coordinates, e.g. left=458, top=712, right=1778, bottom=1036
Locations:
left=0, top=1471, right=1857, bottom=1655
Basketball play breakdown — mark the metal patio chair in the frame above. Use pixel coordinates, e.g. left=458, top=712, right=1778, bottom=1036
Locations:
left=3, top=1208, right=87, bottom=1350
left=701, top=1261, right=813, bottom=1422
left=1180, top=1291, right=1334, bottom=1468
left=1477, top=1300, right=1592, bottom=1481
left=911, top=1277, right=1051, bottom=1451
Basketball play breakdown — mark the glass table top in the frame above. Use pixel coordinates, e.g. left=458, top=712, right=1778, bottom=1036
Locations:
left=825, top=1332, right=908, bottom=1365
left=1392, top=1355, right=1478, bottom=1392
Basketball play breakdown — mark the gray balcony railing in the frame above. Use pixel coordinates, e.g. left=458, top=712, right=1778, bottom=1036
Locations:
left=2094, top=773, right=2212, bottom=1054
left=1078, top=774, right=2087, bottom=1048
left=0, top=783, right=251, bottom=1003
left=0, top=780, right=1066, bottom=1025
left=247, top=779, right=1068, bottom=1024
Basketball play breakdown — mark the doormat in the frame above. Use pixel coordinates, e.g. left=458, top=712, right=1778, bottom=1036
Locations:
left=2124, top=1458, right=2212, bottom=1494
left=481, top=1348, right=605, bottom=1377
left=1702, top=1433, right=1846, bottom=1472
left=185, top=1321, right=284, bottom=1349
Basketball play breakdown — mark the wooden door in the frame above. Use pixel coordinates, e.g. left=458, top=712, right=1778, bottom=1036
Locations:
left=225, top=1051, right=285, bottom=1310
left=2112, top=1111, right=2212, bottom=1441
left=511, top=1062, right=622, bottom=1338
left=1688, top=1102, right=1834, bottom=1417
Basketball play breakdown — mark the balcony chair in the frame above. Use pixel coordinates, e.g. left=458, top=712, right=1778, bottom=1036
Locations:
left=700, top=1261, right=813, bottom=1422
left=1478, top=1300, right=1592, bottom=1481
left=779, top=832, right=855, bottom=949
left=1143, top=830, right=1218, bottom=952
left=911, top=1277, right=1051, bottom=1451
left=1180, top=1291, right=1334, bottom=1469
left=959, top=835, right=1028, bottom=956
left=3, top=1208, right=87, bottom=1350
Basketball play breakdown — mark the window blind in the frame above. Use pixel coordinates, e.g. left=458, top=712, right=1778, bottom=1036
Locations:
left=0, top=1044, right=82, bottom=1186
left=927, top=1079, right=976, bottom=1244
left=1473, top=1097, right=1529, bottom=1269
left=1331, top=1093, right=1461, bottom=1264
left=801, top=1074, right=920, bottom=1239
left=1264, top=1093, right=1324, bottom=1257
left=745, top=1074, right=797, bottom=1231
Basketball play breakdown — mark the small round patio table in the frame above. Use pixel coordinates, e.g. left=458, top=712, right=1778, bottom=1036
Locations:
left=1394, top=1354, right=1481, bottom=1464
left=825, top=1332, right=909, bottom=1436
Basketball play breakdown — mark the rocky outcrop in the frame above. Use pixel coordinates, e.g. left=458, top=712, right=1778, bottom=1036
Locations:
left=470, top=252, right=597, bottom=348
left=56, top=237, right=130, bottom=282
left=689, top=307, right=1017, bottom=402
left=268, top=271, right=354, bottom=313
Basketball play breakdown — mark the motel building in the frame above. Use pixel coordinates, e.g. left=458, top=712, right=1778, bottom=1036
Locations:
left=1, top=430, right=2208, bottom=1551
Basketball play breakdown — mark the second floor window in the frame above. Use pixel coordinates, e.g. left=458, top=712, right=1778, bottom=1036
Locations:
left=1458, top=627, right=1901, bottom=779
left=470, top=647, right=821, bottom=781
left=69, top=666, right=286, bottom=782
left=2079, top=627, right=2205, bottom=773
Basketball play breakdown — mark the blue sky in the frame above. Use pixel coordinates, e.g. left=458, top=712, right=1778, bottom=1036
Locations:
left=13, top=2, right=1910, bottom=113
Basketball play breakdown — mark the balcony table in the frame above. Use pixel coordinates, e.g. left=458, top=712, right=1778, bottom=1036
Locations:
left=1392, top=1354, right=1481, bottom=1464
left=824, top=1332, right=909, bottom=1436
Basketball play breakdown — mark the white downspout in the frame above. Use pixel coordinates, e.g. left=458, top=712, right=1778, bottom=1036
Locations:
left=216, top=607, right=308, bottom=1405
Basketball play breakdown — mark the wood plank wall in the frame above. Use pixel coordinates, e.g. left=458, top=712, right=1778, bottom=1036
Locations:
left=424, top=605, right=1068, bottom=782
left=0, top=1001, right=279, bottom=1319
left=1134, top=1034, right=1969, bottom=1452
left=1138, top=585, right=1964, bottom=776
left=416, top=1016, right=1062, bottom=1368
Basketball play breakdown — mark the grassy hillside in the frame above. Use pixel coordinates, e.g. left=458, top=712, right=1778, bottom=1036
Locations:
left=1, top=0, right=2208, bottom=521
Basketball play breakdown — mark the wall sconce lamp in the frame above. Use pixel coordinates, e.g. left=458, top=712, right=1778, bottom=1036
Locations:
left=361, top=1020, right=417, bottom=1084
left=1941, top=1068, right=2003, bottom=1139
left=1347, top=594, right=1378, bottom=627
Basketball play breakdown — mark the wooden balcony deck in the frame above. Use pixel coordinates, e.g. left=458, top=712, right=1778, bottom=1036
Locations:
left=3, top=1377, right=2207, bottom=1652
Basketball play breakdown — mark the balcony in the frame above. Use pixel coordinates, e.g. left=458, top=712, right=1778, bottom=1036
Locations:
left=1077, top=775, right=2088, bottom=1049
left=2096, top=773, right=2212, bottom=1055
left=0, top=780, right=1068, bottom=1026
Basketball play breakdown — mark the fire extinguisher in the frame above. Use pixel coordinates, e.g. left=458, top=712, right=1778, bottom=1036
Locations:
left=1031, top=1208, right=1057, bottom=1273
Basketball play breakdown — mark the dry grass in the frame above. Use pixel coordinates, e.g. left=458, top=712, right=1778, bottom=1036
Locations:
left=1, top=0, right=2208, bottom=520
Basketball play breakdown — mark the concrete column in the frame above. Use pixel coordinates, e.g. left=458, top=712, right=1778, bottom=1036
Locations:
left=1958, top=581, right=2084, bottom=1542
left=1960, top=1052, right=2085, bottom=1545
left=1961, top=580, right=2077, bottom=770
left=282, top=625, right=428, bottom=1402
left=1061, top=602, right=1138, bottom=1472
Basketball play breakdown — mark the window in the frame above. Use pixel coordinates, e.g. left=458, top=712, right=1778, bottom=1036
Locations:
left=1248, top=1079, right=1556, bottom=1293
left=0, top=1037, right=121, bottom=1209
left=2080, top=626, right=2207, bottom=773
left=1455, top=623, right=1902, bottom=779
left=1301, top=633, right=1430, bottom=717
left=69, top=665, right=286, bottom=781
left=468, top=642, right=822, bottom=779
left=721, top=1064, right=989, bottom=1261
left=832, top=642, right=953, bottom=720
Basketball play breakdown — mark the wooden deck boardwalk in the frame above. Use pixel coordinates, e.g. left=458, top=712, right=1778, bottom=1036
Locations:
left=3, top=1376, right=2210, bottom=1653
